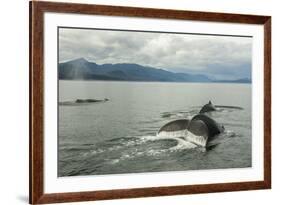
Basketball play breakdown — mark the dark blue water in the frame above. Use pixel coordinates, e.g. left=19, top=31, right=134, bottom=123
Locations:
left=58, top=81, right=251, bottom=177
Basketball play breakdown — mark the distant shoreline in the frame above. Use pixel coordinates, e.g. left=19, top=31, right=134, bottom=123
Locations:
left=58, top=79, right=251, bottom=84
left=59, top=58, right=251, bottom=84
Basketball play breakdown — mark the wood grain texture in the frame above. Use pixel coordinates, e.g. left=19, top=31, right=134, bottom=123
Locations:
left=34, top=181, right=267, bottom=204
left=263, top=18, right=272, bottom=189
left=31, top=1, right=270, bottom=24
left=29, top=1, right=44, bottom=204
left=29, top=1, right=271, bottom=204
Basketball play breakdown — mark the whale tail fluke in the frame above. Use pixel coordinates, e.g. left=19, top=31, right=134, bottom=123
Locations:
left=157, top=119, right=189, bottom=134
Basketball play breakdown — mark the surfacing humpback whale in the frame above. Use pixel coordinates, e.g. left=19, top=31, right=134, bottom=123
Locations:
left=199, top=100, right=216, bottom=114
left=158, top=101, right=225, bottom=147
left=200, top=101, right=244, bottom=113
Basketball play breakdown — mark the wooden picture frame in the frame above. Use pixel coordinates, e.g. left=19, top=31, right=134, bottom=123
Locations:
left=30, top=1, right=271, bottom=204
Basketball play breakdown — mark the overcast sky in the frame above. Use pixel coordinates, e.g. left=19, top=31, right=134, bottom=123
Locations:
left=59, top=28, right=252, bottom=80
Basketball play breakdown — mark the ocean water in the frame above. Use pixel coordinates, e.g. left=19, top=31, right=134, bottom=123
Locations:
left=58, top=80, right=252, bottom=177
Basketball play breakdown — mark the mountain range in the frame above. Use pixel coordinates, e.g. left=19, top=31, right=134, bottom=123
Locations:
left=58, top=58, right=251, bottom=83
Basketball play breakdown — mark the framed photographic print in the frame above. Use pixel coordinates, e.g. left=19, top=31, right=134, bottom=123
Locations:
left=29, top=1, right=271, bottom=204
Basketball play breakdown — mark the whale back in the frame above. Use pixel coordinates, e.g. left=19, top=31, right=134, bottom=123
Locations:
left=199, top=103, right=216, bottom=114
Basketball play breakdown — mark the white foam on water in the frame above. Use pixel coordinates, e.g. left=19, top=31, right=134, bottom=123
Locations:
left=139, top=131, right=200, bottom=151
left=156, top=130, right=207, bottom=148
left=105, top=131, right=210, bottom=165
left=224, top=130, right=236, bottom=137
left=156, top=130, right=187, bottom=138
left=86, top=129, right=211, bottom=164
left=169, top=137, right=197, bottom=151
left=108, top=159, right=120, bottom=164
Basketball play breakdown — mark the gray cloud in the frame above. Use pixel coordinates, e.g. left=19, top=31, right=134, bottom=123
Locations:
left=59, top=28, right=252, bottom=80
